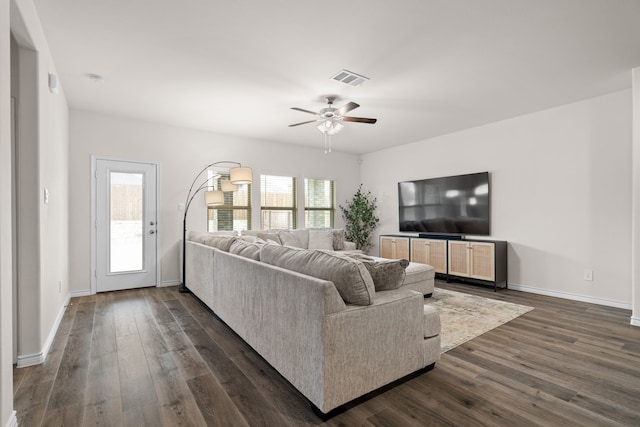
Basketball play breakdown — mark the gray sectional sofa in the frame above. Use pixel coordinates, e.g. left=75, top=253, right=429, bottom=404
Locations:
left=184, top=229, right=441, bottom=415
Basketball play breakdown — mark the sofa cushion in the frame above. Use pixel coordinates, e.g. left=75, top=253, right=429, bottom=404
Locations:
left=259, top=245, right=375, bottom=306
left=229, top=239, right=262, bottom=260
left=188, top=230, right=238, bottom=239
left=278, top=229, right=309, bottom=248
left=423, top=304, right=441, bottom=338
left=342, top=253, right=408, bottom=291
left=308, top=229, right=335, bottom=250
left=188, top=231, right=236, bottom=252
left=257, top=232, right=282, bottom=245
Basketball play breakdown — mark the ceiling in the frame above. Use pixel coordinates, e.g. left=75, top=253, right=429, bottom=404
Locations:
left=32, top=0, right=640, bottom=154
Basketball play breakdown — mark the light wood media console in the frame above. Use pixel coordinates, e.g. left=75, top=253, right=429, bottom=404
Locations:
left=379, top=235, right=508, bottom=291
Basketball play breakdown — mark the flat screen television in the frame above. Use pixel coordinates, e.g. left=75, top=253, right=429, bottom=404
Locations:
left=398, top=172, right=490, bottom=235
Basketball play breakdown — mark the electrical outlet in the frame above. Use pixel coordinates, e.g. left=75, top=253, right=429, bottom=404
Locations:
left=583, top=269, right=593, bottom=281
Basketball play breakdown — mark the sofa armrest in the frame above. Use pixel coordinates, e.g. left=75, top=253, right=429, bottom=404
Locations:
left=185, top=241, right=215, bottom=307
left=320, top=289, right=426, bottom=412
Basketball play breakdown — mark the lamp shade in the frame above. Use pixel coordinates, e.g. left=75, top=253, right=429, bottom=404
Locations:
left=220, top=179, right=238, bottom=192
left=230, top=166, right=253, bottom=184
left=205, top=190, right=224, bottom=206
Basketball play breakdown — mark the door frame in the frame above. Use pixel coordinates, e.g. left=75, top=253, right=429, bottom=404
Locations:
left=91, top=155, right=161, bottom=294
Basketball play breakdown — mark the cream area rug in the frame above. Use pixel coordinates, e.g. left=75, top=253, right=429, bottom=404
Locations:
left=426, top=288, right=534, bottom=353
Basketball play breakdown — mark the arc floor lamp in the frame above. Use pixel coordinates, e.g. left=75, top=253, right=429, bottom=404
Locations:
left=180, top=161, right=252, bottom=293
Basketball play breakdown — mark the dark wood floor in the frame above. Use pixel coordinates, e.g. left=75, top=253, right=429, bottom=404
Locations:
left=13, top=280, right=640, bottom=426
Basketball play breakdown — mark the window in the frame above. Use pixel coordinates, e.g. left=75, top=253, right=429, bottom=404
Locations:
left=305, top=178, right=335, bottom=228
left=207, top=173, right=251, bottom=232
left=261, top=175, right=297, bottom=230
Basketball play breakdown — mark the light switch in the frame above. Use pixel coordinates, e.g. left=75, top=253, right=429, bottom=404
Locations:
left=44, top=188, right=49, bottom=204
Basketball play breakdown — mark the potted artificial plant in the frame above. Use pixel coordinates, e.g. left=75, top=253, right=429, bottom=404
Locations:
left=340, top=185, right=380, bottom=254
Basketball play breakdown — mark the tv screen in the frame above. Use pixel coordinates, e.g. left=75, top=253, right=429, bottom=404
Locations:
left=398, top=172, right=490, bottom=235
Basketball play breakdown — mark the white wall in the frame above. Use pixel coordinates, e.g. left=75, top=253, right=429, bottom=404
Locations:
left=1, top=0, right=16, bottom=424
left=632, top=69, right=640, bottom=325
left=11, top=0, right=70, bottom=368
left=69, top=110, right=361, bottom=292
left=361, top=90, right=632, bottom=308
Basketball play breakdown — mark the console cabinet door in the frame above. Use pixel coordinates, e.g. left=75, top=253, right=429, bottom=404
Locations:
left=448, top=240, right=496, bottom=281
left=379, top=236, right=410, bottom=259
left=411, top=238, right=447, bottom=273
left=469, top=241, right=495, bottom=281
left=448, top=241, right=471, bottom=277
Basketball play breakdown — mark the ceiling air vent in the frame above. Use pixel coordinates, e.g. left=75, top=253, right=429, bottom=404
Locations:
left=330, top=69, right=370, bottom=86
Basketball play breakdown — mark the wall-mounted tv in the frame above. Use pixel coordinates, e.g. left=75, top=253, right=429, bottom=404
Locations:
left=398, top=172, right=490, bottom=235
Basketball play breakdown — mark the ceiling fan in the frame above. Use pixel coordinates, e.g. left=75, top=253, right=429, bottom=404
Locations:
left=289, top=96, right=377, bottom=153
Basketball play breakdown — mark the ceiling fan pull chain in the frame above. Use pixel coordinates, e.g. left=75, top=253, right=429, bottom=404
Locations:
left=324, top=133, right=329, bottom=154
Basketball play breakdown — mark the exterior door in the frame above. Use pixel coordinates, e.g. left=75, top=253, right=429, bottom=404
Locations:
left=95, top=159, right=158, bottom=292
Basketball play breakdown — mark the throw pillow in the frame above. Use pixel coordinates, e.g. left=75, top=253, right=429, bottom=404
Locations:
left=259, top=245, right=375, bottom=306
left=342, top=253, right=409, bottom=291
left=229, top=239, right=262, bottom=260
left=308, top=229, right=334, bottom=250
left=332, top=228, right=346, bottom=250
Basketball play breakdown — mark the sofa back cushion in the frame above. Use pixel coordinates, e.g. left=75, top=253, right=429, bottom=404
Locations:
left=189, top=230, right=238, bottom=239
left=188, top=231, right=236, bottom=252
left=256, top=232, right=282, bottom=245
left=278, top=229, right=309, bottom=248
left=229, top=239, right=263, bottom=260
left=260, top=245, right=375, bottom=306
left=308, top=229, right=335, bottom=250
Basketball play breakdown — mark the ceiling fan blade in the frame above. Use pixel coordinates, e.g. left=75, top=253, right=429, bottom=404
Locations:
left=336, top=102, right=360, bottom=116
left=291, top=107, right=319, bottom=115
left=288, top=119, right=319, bottom=127
left=342, top=116, right=377, bottom=124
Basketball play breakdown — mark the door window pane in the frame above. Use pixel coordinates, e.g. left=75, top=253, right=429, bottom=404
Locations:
left=110, top=172, right=143, bottom=272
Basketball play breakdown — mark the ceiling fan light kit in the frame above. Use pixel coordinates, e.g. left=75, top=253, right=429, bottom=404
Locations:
left=289, top=96, right=377, bottom=153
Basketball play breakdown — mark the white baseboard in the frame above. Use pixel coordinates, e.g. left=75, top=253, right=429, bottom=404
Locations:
left=4, top=411, right=17, bottom=427
left=70, top=282, right=179, bottom=294
left=158, top=280, right=181, bottom=288
left=70, top=289, right=91, bottom=298
left=16, top=352, right=43, bottom=368
left=508, top=282, right=632, bottom=310
left=631, top=316, right=640, bottom=327
left=17, top=293, right=71, bottom=368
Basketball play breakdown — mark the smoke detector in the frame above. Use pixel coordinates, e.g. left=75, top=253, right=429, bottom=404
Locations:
left=330, top=69, right=369, bottom=86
